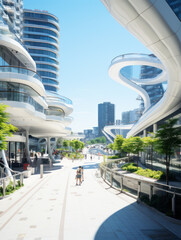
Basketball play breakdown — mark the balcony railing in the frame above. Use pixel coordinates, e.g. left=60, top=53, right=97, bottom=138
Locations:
left=46, top=91, right=73, bottom=105
left=111, top=53, right=161, bottom=65
left=0, top=91, right=44, bottom=113
left=0, top=66, right=42, bottom=82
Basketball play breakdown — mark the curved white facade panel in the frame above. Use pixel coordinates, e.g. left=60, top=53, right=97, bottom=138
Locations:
left=0, top=35, right=36, bottom=71
left=101, top=0, right=181, bottom=137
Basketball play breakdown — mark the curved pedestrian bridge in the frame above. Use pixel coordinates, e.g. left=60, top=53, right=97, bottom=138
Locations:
left=0, top=156, right=180, bottom=240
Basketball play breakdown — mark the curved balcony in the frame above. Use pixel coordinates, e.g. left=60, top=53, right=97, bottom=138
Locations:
left=0, top=66, right=45, bottom=96
left=0, top=65, right=42, bottom=81
left=0, top=91, right=44, bottom=113
left=45, top=91, right=73, bottom=116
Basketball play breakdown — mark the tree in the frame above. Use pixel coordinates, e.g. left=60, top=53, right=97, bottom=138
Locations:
left=122, top=136, right=144, bottom=167
left=142, top=134, right=158, bottom=169
left=107, top=143, right=114, bottom=150
left=113, top=135, right=124, bottom=153
left=0, top=104, right=17, bottom=150
left=121, top=138, right=133, bottom=160
left=62, top=140, right=69, bottom=149
left=154, top=118, right=181, bottom=185
left=0, top=104, right=17, bottom=178
left=71, top=139, right=84, bottom=152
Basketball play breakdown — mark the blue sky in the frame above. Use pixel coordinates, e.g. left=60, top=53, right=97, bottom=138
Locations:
left=24, top=0, right=151, bottom=133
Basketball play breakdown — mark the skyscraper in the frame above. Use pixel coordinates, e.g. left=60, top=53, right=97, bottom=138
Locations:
left=98, top=102, right=115, bottom=136
left=23, top=9, right=59, bottom=92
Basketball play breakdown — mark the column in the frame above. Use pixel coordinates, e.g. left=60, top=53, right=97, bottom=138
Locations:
left=153, top=123, right=157, bottom=133
left=25, top=129, right=30, bottom=162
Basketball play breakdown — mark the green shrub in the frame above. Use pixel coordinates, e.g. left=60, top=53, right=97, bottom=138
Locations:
left=121, top=163, right=164, bottom=180
left=108, top=155, right=120, bottom=159
left=121, top=163, right=138, bottom=172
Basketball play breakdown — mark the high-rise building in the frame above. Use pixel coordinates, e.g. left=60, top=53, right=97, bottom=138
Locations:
left=122, top=109, right=140, bottom=125
left=23, top=9, right=59, bottom=92
left=98, top=102, right=115, bottom=136
left=1, top=0, right=23, bottom=38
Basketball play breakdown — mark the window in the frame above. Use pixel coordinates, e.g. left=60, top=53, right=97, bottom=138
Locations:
left=25, top=41, right=58, bottom=51
left=23, top=27, right=58, bottom=37
left=24, top=19, right=58, bottom=30
left=28, top=49, right=57, bottom=58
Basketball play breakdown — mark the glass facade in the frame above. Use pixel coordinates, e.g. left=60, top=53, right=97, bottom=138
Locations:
left=23, top=10, right=59, bottom=92
left=0, top=82, right=44, bottom=113
left=24, top=11, right=58, bottom=23
left=32, top=56, right=58, bottom=64
left=24, top=41, right=58, bottom=51
left=24, top=27, right=58, bottom=37
left=98, top=102, right=115, bottom=136
left=28, top=49, right=57, bottom=59
left=23, top=34, right=58, bottom=44
left=24, top=20, right=58, bottom=30
left=166, top=0, right=181, bottom=21
left=44, top=85, right=57, bottom=92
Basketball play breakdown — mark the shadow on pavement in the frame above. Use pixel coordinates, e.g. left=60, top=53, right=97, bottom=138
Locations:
left=94, top=202, right=181, bottom=240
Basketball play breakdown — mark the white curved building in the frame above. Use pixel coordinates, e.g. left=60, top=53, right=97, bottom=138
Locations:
left=0, top=4, right=73, bottom=168
left=101, top=0, right=181, bottom=138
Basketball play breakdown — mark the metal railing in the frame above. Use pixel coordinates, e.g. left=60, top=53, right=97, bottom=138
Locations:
left=0, top=172, right=24, bottom=198
left=0, top=162, right=24, bottom=198
left=100, top=160, right=181, bottom=218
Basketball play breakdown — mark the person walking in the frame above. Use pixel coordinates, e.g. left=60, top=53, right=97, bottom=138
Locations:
left=76, top=166, right=82, bottom=185
left=81, top=166, right=84, bottom=182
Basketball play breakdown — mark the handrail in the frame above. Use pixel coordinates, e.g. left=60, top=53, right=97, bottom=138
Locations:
left=0, top=65, right=42, bottom=82
left=100, top=160, right=181, bottom=217
left=111, top=53, right=161, bottom=64
left=46, top=92, right=73, bottom=105
left=101, top=164, right=181, bottom=194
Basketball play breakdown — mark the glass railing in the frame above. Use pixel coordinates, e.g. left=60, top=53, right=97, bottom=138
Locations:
left=0, top=91, right=44, bottom=113
left=0, top=66, right=42, bottom=82
left=46, top=91, right=73, bottom=105
left=111, top=53, right=161, bottom=64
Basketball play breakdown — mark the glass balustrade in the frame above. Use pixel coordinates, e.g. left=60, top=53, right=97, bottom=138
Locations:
left=46, top=91, right=73, bottom=105
left=0, top=91, right=44, bottom=113
left=111, top=53, right=161, bottom=64
left=0, top=66, right=42, bottom=82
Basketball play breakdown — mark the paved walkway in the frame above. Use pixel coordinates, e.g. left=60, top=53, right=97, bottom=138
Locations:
left=0, top=157, right=181, bottom=240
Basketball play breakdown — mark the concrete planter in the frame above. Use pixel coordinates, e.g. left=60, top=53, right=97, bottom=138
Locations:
left=23, top=170, right=31, bottom=178
left=27, top=167, right=35, bottom=175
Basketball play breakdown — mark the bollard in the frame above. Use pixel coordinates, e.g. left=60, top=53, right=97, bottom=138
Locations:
left=13, top=176, right=16, bottom=189
left=40, top=164, right=43, bottom=178
left=120, top=177, right=123, bottom=192
left=149, top=185, right=153, bottom=201
left=20, top=173, right=24, bottom=186
left=137, top=181, right=141, bottom=199
left=3, top=179, right=6, bottom=197
left=110, top=173, right=113, bottom=186
left=172, top=193, right=176, bottom=217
